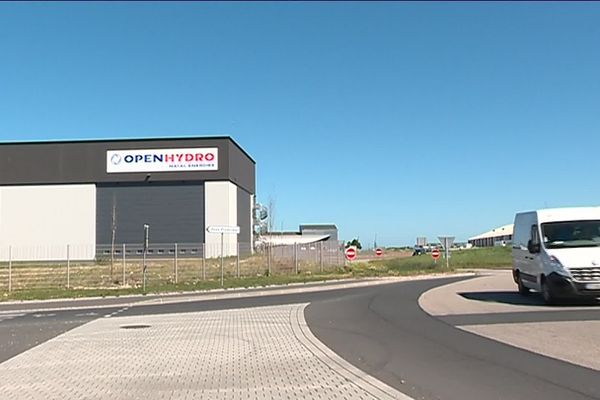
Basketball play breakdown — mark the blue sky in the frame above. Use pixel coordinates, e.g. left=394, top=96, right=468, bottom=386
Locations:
left=1, top=2, right=600, bottom=246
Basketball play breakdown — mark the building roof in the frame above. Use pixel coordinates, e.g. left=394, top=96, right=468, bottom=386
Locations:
left=468, top=224, right=514, bottom=241
left=0, top=135, right=255, bottom=164
left=259, top=234, right=331, bottom=245
left=300, top=224, right=337, bottom=231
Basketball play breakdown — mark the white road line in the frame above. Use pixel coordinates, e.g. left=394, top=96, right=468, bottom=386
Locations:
left=74, top=312, right=99, bottom=317
left=32, top=313, right=56, bottom=318
left=0, top=313, right=24, bottom=322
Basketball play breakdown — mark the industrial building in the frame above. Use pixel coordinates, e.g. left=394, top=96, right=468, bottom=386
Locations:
left=468, top=224, right=513, bottom=247
left=0, top=137, right=255, bottom=261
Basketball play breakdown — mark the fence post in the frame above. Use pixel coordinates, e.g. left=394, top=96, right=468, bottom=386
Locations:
left=66, top=244, right=70, bottom=289
left=236, top=243, right=240, bottom=278
left=320, top=241, right=323, bottom=273
left=142, top=246, right=147, bottom=293
left=267, top=243, right=271, bottom=276
left=174, top=243, right=178, bottom=284
left=122, top=243, right=126, bottom=286
left=294, top=243, right=298, bottom=274
left=202, top=243, right=206, bottom=280
left=8, top=245, right=12, bottom=293
left=220, top=233, right=224, bottom=287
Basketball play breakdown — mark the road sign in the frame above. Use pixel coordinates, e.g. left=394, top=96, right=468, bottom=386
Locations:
left=206, top=225, right=241, bottom=234
left=431, top=249, right=441, bottom=260
left=345, top=246, right=357, bottom=261
left=437, top=236, right=455, bottom=251
left=437, top=236, right=455, bottom=268
left=375, top=248, right=383, bottom=257
left=207, top=225, right=241, bottom=287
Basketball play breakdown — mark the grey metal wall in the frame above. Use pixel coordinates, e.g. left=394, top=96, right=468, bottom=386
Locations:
left=237, top=187, right=251, bottom=244
left=229, top=143, right=256, bottom=197
left=0, top=137, right=255, bottom=195
left=96, top=183, right=205, bottom=245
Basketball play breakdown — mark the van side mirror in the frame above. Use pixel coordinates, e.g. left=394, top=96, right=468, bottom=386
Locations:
left=527, top=240, right=540, bottom=254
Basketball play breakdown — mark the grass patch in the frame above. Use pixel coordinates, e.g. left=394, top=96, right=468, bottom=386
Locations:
left=0, top=247, right=512, bottom=302
left=0, top=271, right=353, bottom=302
left=349, top=246, right=512, bottom=277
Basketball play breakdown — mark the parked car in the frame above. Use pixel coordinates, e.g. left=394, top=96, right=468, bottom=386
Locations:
left=412, top=245, right=426, bottom=256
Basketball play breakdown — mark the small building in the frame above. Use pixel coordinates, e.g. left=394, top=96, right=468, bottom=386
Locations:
left=468, top=224, right=514, bottom=247
left=260, top=224, right=338, bottom=246
left=299, top=224, right=338, bottom=243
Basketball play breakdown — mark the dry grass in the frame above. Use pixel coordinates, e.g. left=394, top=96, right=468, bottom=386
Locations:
left=0, top=252, right=343, bottom=291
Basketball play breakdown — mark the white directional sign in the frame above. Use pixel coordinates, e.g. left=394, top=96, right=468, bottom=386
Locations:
left=437, top=236, right=455, bottom=268
left=206, top=225, right=240, bottom=234
left=437, top=236, right=455, bottom=250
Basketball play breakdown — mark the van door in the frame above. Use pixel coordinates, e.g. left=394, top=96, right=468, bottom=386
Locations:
left=524, top=224, right=543, bottom=290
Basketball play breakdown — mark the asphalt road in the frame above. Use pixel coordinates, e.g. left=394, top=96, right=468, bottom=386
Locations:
left=1, top=277, right=599, bottom=400
left=305, top=278, right=600, bottom=400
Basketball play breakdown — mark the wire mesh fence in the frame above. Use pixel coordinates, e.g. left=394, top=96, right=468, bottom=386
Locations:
left=0, top=242, right=345, bottom=292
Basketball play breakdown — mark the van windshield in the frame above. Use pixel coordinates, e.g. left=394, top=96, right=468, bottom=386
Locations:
left=541, top=220, right=600, bottom=249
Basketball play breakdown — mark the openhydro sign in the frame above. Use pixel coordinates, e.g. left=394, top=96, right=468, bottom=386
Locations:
left=106, top=147, right=219, bottom=173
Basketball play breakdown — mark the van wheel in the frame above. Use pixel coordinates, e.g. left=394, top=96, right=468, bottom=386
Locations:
left=517, top=273, right=530, bottom=296
left=541, top=278, right=557, bottom=305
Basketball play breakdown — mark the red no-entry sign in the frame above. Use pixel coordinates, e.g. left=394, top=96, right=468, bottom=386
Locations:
left=431, top=249, right=441, bottom=260
left=375, top=248, right=383, bottom=257
left=345, top=247, right=357, bottom=261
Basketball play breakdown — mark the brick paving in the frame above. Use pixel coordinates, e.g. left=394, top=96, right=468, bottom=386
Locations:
left=0, top=304, right=409, bottom=399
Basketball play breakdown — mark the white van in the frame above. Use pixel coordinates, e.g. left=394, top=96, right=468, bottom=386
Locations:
left=512, top=207, right=600, bottom=304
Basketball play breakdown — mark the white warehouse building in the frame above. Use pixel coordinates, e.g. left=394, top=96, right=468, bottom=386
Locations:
left=468, top=224, right=514, bottom=248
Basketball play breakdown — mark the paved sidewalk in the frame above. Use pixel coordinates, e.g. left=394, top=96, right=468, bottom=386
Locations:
left=0, top=304, right=410, bottom=399
left=418, top=270, right=600, bottom=371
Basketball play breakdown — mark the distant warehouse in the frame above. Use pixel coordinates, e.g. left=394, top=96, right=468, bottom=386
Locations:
left=0, top=137, right=255, bottom=261
left=468, top=224, right=513, bottom=247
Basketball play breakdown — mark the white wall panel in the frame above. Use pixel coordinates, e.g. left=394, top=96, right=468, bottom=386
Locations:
left=0, top=185, right=96, bottom=261
left=204, top=181, right=237, bottom=258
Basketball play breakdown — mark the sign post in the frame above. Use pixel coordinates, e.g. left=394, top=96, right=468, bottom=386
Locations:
left=143, top=223, right=149, bottom=292
left=220, top=232, right=224, bottom=285
left=437, top=236, right=455, bottom=269
left=207, top=225, right=240, bottom=286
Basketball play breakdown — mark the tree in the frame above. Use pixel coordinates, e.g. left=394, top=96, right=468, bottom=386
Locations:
left=346, top=238, right=362, bottom=250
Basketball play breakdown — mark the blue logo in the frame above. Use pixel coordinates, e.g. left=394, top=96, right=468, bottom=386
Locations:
left=111, top=154, right=122, bottom=165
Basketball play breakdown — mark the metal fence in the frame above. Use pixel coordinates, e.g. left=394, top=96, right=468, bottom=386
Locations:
left=0, top=242, right=345, bottom=292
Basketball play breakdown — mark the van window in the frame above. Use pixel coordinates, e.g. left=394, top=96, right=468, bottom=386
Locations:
left=541, top=220, right=600, bottom=249
left=514, top=213, right=536, bottom=250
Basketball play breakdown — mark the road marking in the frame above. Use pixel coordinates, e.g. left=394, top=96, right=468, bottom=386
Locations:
left=32, top=313, right=56, bottom=318
left=105, top=307, right=129, bottom=319
left=0, top=313, right=24, bottom=322
left=74, top=312, right=99, bottom=317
